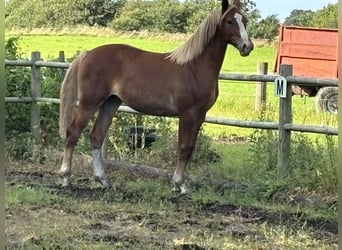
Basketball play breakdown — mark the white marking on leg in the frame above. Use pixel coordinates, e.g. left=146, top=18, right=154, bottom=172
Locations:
left=179, top=184, right=187, bottom=194
left=59, top=156, right=71, bottom=186
left=59, top=162, right=69, bottom=176
left=172, top=170, right=187, bottom=194
left=92, top=149, right=110, bottom=187
left=172, top=171, right=182, bottom=185
left=92, top=149, right=105, bottom=178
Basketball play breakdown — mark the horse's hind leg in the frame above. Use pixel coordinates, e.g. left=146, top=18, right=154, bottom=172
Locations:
left=60, top=106, right=97, bottom=186
left=90, top=96, right=122, bottom=187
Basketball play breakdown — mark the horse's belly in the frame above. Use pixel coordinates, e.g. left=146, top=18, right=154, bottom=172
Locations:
left=128, top=104, right=178, bottom=117
left=123, top=95, right=179, bottom=117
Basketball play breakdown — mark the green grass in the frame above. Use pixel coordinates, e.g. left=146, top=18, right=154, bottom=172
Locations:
left=5, top=160, right=337, bottom=249
left=6, top=33, right=275, bottom=73
left=9, top=34, right=181, bottom=59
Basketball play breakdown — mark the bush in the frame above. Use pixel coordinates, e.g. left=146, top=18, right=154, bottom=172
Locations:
left=5, top=37, right=31, bottom=137
left=105, top=113, right=219, bottom=168
left=5, top=37, right=65, bottom=160
left=39, top=62, right=65, bottom=146
left=248, top=129, right=337, bottom=193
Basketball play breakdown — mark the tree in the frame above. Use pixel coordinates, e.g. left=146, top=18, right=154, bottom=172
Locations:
left=252, top=14, right=280, bottom=39
left=183, top=0, right=219, bottom=33
left=283, top=4, right=337, bottom=29
left=150, top=0, right=191, bottom=33
left=5, top=0, right=123, bottom=28
left=5, top=0, right=260, bottom=34
left=311, top=3, right=338, bottom=29
left=283, top=9, right=315, bottom=27
left=6, top=0, right=80, bottom=28
left=112, top=0, right=258, bottom=33
left=76, top=0, right=125, bottom=27
left=110, top=0, right=155, bottom=31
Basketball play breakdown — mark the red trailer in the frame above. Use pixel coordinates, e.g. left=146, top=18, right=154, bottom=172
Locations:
left=274, top=25, right=338, bottom=113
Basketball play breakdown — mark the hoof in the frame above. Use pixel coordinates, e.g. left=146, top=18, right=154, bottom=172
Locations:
left=95, top=176, right=111, bottom=189
left=172, top=183, right=188, bottom=194
left=61, top=176, right=71, bottom=187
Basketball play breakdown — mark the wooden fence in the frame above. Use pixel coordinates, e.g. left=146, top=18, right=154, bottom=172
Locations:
left=5, top=51, right=338, bottom=177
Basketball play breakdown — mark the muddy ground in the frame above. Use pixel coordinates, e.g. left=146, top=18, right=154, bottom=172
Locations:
left=5, top=158, right=338, bottom=249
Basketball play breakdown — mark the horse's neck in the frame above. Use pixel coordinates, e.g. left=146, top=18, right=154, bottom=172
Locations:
left=194, top=34, right=228, bottom=78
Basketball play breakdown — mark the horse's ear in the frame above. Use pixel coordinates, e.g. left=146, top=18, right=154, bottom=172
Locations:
left=222, top=0, right=229, bottom=13
left=233, top=0, right=241, bottom=10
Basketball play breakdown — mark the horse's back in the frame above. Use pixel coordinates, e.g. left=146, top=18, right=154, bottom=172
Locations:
left=87, top=43, right=164, bottom=62
left=76, top=43, right=184, bottom=116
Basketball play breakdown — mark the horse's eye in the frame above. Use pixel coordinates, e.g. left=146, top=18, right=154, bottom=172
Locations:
left=227, top=19, right=233, bottom=24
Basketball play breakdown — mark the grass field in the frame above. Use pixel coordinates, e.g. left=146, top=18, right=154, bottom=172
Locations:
left=6, top=32, right=275, bottom=73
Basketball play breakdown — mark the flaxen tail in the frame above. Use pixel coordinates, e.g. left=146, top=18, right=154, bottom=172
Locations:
left=59, top=52, right=87, bottom=139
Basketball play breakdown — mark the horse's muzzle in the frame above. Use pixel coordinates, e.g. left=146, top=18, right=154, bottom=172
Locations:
left=239, top=40, right=254, bottom=57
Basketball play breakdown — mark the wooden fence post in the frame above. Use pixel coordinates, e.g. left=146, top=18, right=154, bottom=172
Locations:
left=30, top=52, right=42, bottom=141
left=58, top=51, right=66, bottom=80
left=255, top=62, right=268, bottom=112
left=277, top=64, right=293, bottom=177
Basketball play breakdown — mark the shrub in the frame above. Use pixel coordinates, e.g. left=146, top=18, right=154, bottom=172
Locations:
left=5, top=37, right=31, bottom=137
left=248, top=129, right=337, bottom=193
left=5, top=37, right=65, bottom=160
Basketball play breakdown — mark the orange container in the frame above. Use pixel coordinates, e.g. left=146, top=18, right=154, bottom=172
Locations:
left=274, top=25, right=338, bottom=78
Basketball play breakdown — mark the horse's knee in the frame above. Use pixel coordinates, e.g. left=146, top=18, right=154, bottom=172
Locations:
left=178, top=143, right=195, bottom=160
left=65, top=128, right=81, bottom=146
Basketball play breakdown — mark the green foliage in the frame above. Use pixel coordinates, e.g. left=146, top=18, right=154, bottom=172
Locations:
left=5, top=132, right=48, bottom=163
left=251, top=14, right=280, bottom=40
left=283, top=10, right=315, bottom=27
left=5, top=0, right=338, bottom=38
left=110, top=0, right=155, bottom=31
left=248, top=129, right=337, bottom=193
left=5, top=37, right=66, bottom=161
left=183, top=0, right=219, bottom=33
left=111, top=0, right=193, bottom=33
left=5, top=37, right=31, bottom=136
left=152, top=0, right=191, bottom=33
left=77, top=0, right=125, bottom=27
left=40, top=66, right=63, bottom=144
left=284, top=4, right=337, bottom=29
left=311, top=4, right=338, bottom=29
left=111, top=0, right=257, bottom=34
left=6, top=0, right=77, bottom=28
left=105, top=113, right=219, bottom=169
left=5, top=0, right=123, bottom=28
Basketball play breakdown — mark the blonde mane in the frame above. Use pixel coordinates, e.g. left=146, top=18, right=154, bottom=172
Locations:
left=166, top=9, right=222, bottom=65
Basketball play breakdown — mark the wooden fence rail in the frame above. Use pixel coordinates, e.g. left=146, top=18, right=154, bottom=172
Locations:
left=5, top=51, right=338, bottom=177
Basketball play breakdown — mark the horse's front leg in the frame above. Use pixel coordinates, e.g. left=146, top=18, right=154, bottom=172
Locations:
left=172, top=111, right=206, bottom=194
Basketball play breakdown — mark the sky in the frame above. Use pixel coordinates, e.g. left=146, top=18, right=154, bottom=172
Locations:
left=255, top=0, right=338, bottom=22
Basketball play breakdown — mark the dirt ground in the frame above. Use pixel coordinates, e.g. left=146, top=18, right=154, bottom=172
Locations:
left=5, top=158, right=338, bottom=249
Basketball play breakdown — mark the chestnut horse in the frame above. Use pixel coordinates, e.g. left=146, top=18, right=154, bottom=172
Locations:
left=59, top=0, right=253, bottom=193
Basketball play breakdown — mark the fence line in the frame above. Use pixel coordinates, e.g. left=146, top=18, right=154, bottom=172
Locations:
left=5, top=51, right=338, bottom=177
left=5, top=60, right=338, bottom=86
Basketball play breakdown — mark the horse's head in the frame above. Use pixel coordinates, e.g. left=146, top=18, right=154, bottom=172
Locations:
left=220, top=0, right=254, bottom=56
